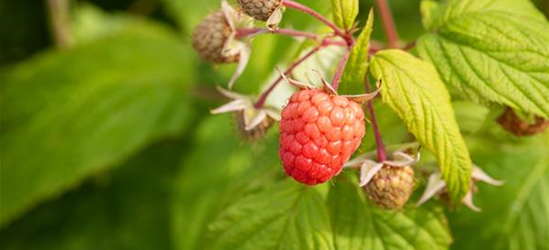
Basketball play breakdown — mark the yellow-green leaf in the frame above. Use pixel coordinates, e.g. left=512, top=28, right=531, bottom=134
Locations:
left=370, top=49, right=472, bottom=200
left=331, top=0, right=358, bottom=30
left=339, top=9, right=373, bottom=95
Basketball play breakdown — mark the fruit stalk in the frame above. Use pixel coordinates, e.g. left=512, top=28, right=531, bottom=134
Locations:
left=235, top=28, right=348, bottom=47
left=374, top=0, right=399, bottom=48
left=46, top=0, right=74, bottom=49
left=254, top=44, right=324, bottom=108
left=330, top=43, right=355, bottom=90
left=365, top=78, right=387, bottom=161
left=282, top=0, right=352, bottom=45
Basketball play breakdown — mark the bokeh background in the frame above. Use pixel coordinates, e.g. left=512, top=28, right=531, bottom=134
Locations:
left=1, top=0, right=548, bottom=249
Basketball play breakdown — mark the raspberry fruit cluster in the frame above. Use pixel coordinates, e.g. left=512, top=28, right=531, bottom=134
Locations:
left=279, top=89, right=366, bottom=185
left=237, top=0, right=282, bottom=21
left=364, top=165, right=415, bottom=209
left=192, top=11, right=239, bottom=64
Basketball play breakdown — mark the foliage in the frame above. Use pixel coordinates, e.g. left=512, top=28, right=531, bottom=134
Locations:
left=0, top=0, right=548, bottom=249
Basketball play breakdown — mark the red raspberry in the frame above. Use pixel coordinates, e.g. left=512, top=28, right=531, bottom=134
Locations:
left=279, top=89, right=366, bottom=185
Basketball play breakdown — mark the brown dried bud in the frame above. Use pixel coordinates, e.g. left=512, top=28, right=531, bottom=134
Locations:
left=237, top=0, right=282, bottom=21
left=497, top=107, right=548, bottom=136
left=192, top=11, right=239, bottom=64
left=234, top=111, right=274, bottom=141
left=364, top=165, right=415, bottom=210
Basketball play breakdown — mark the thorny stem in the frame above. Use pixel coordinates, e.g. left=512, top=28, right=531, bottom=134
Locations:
left=46, top=0, right=73, bottom=49
left=331, top=47, right=352, bottom=90
left=254, top=43, right=325, bottom=108
left=235, top=28, right=387, bottom=51
left=236, top=28, right=317, bottom=40
left=282, top=0, right=353, bottom=45
left=374, top=0, right=399, bottom=48
left=365, top=78, right=387, bottom=162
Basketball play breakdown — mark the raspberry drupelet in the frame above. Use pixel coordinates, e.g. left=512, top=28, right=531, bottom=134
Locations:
left=279, top=89, right=366, bottom=185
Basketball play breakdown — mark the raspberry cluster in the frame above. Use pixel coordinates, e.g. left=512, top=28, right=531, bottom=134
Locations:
left=192, top=11, right=239, bottom=64
left=279, top=89, right=366, bottom=185
left=237, top=0, right=282, bottom=21
left=365, top=165, right=414, bottom=209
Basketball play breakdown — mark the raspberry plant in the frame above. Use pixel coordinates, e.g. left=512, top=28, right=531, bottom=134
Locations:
left=190, top=0, right=548, bottom=249
left=0, top=0, right=547, bottom=250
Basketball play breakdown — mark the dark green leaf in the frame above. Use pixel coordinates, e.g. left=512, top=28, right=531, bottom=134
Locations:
left=205, top=180, right=335, bottom=250
left=0, top=140, right=186, bottom=250
left=329, top=173, right=452, bottom=250
left=450, top=133, right=548, bottom=250
left=0, top=26, right=194, bottom=227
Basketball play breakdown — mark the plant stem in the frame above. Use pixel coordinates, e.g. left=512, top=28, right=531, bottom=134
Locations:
left=331, top=47, right=352, bottom=90
left=364, top=78, right=387, bottom=162
left=403, top=40, right=416, bottom=51
left=254, top=44, right=324, bottom=108
left=282, top=0, right=352, bottom=45
left=374, top=0, right=399, bottom=48
left=46, top=0, right=73, bottom=49
left=236, top=28, right=317, bottom=40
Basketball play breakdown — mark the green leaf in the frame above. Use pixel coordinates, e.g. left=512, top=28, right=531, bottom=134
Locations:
left=417, top=0, right=549, bottom=119
left=171, top=115, right=278, bottom=250
left=450, top=133, right=548, bottom=250
left=329, top=173, right=452, bottom=250
left=0, top=26, right=195, bottom=227
left=205, top=180, right=335, bottom=250
left=339, top=9, right=373, bottom=95
left=0, top=140, right=186, bottom=250
left=420, top=0, right=443, bottom=31
left=370, top=49, right=472, bottom=200
left=331, top=0, right=358, bottom=30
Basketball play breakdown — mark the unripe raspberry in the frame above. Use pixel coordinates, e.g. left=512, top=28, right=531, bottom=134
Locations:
left=279, top=89, right=366, bottom=185
left=237, top=0, right=282, bottom=21
left=192, top=11, right=239, bottom=64
left=234, top=111, right=274, bottom=141
left=364, top=165, right=414, bottom=210
left=497, top=107, right=548, bottom=136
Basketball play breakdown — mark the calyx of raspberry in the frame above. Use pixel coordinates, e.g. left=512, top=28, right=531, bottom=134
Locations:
left=192, top=1, right=253, bottom=88
left=345, top=147, right=420, bottom=209
left=416, top=165, right=503, bottom=211
left=211, top=87, right=281, bottom=138
left=237, top=0, right=284, bottom=30
left=345, top=147, right=420, bottom=187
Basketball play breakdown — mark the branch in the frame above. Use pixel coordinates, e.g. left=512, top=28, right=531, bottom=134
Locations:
left=365, top=78, right=387, bottom=162
left=331, top=47, right=352, bottom=90
left=374, top=0, right=399, bottom=48
left=46, top=0, right=73, bottom=49
left=282, top=0, right=352, bottom=45
left=254, top=44, right=325, bottom=108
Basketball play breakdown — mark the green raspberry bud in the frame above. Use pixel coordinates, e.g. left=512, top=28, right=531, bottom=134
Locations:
left=364, top=165, right=415, bottom=210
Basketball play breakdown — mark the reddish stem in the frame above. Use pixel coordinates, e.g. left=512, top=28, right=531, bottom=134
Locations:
left=365, top=78, right=387, bottom=162
left=374, top=0, right=399, bottom=48
left=236, top=28, right=318, bottom=40
left=282, top=0, right=352, bottom=45
left=331, top=47, right=352, bottom=90
left=254, top=44, right=325, bottom=108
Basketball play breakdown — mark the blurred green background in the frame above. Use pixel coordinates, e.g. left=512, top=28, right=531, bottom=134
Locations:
left=1, top=0, right=548, bottom=249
